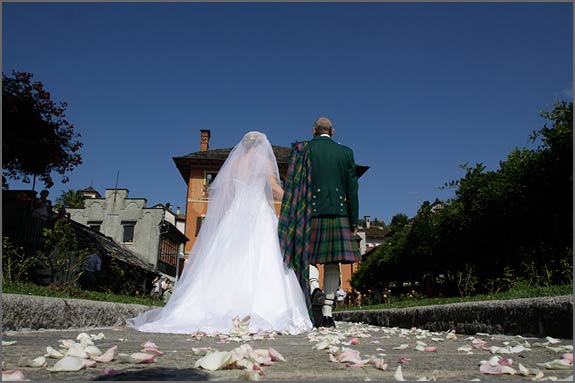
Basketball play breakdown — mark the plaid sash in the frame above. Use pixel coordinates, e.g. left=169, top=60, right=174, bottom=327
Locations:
left=278, top=141, right=313, bottom=317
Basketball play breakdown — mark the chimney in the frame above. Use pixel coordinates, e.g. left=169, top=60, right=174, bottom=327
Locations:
left=176, top=207, right=181, bottom=215
left=365, top=215, right=371, bottom=229
left=200, top=129, right=211, bottom=151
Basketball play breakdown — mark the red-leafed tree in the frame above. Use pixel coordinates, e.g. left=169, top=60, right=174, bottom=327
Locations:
left=2, top=71, right=83, bottom=189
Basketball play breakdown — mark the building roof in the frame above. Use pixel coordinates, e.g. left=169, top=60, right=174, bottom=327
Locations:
left=174, top=145, right=369, bottom=182
left=69, top=220, right=156, bottom=273
left=363, top=226, right=391, bottom=240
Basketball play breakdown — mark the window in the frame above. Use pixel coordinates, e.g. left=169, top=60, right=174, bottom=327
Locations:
left=196, top=216, right=205, bottom=237
left=88, top=221, right=102, bottom=232
left=205, top=172, right=218, bottom=186
left=122, top=222, right=136, bottom=242
left=203, top=172, right=218, bottom=198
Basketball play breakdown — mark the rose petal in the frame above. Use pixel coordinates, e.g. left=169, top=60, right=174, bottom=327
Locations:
left=65, top=343, right=88, bottom=359
left=129, top=352, right=158, bottom=364
left=268, top=348, right=285, bottom=362
left=398, top=357, right=412, bottom=364
left=194, top=351, right=233, bottom=371
left=561, top=353, right=573, bottom=363
left=2, top=369, right=27, bottom=381
left=82, top=358, right=97, bottom=368
left=424, top=346, right=438, bottom=352
left=394, top=365, right=406, bottom=381
left=17, top=356, right=47, bottom=368
left=88, top=346, right=117, bottom=363
left=537, top=359, right=573, bottom=370
left=2, top=341, right=18, bottom=346
left=47, top=356, right=85, bottom=372
left=84, top=345, right=102, bottom=357
left=45, top=346, right=65, bottom=359
left=76, top=333, right=94, bottom=347
left=393, top=344, right=409, bottom=350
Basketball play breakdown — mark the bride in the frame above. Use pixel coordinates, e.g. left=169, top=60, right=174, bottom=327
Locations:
left=127, top=131, right=313, bottom=335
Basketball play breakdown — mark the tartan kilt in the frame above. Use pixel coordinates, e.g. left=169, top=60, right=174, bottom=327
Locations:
left=309, top=216, right=361, bottom=264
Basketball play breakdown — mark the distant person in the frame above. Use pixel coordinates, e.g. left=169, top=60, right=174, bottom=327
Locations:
left=33, top=189, right=52, bottom=220
left=80, top=252, right=102, bottom=290
left=51, top=206, right=70, bottom=227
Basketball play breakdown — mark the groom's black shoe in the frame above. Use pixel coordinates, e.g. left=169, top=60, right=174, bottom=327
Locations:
left=321, top=316, right=336, bottom=328
left=311, top=288, right=325, bottom=328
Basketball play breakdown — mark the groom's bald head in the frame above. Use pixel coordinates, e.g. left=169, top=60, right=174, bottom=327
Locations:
left=313, top=117, right=334, bottom=137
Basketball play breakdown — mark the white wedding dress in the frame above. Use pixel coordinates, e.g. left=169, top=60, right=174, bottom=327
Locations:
left=127, top=132, right=312, bottom=335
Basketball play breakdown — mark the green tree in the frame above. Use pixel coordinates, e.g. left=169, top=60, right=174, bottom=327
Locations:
left=2, top=71, right=83, bottom=189
left=56, top=189, right=85, bottom=208
left=389, top=213, right=409, bottom=232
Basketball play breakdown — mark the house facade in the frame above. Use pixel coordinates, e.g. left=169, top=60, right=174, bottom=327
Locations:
left=173, top=130, right=369, bottom=291
left=67, top=188, right=188, bottom=280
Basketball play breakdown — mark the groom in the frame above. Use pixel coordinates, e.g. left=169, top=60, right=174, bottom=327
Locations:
left=279, top=117, right=361, bottom=328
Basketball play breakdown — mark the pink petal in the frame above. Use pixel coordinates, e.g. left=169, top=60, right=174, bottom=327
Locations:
left=82, top=359, right=97, bottom=368
left=130, top=352, right=158, bottom=364
left=268, top=348, right=285, bottom=362
left=88, top=346, right=118, bottom=363
left=350, top=338, right=360, bottom=345
left=252, top=364, right=265, bottom=376
left=424, top=346, right=438, bottom=352
left=562, top=353, right=573, bottom=363
left=2, top=369, right=27, bottom=381
left=480, top=363, right=504, bottom=375
left=398, top=357, right=412, bottom=364
left=103, top=367, right=123, bottom=376
left=142, top=341, right=158, bottom=349
left=143, top=346, right=165, bottom=356
left=499, top=358, right=513, bottom=366
left=370, top=340, right=381, bottom=344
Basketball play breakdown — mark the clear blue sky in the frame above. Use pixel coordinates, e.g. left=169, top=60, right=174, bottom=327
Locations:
left=3, top=2, right=572, bottom=224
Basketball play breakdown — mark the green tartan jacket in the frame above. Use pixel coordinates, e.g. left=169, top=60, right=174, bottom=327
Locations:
left=308, top=135, right=359, bottom=226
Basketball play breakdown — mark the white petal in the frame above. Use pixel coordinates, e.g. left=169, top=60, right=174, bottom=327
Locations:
left=394, top=365, right=406, bottom=381
left=17, top=356, right=47, bottom=368
left=90, top=332, right=106, bottom=341
left=65, top=343, right=88, bottom=359
left=47, top=356, right=85, bottom=372
left=458, top=346, right=473, bottom=353
left=2, top=341, right=18, bottom=346
left=76, top=333, right=94, bottom=347
left=537, top=359, right=573, bottom=370
left=393, top=344, right=409, bottom=350
left=546, top=337, right=561, bottom=344
left=45, top=346, right=65, bottom=359
left=84, top=345, right=102, bottom=357
left=194, top=351, right=233, bottom=371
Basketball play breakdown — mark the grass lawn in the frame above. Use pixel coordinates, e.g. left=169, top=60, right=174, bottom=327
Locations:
left=4, top=282, right=571, bottom=310
left=3, top=281, right=164, bottom=307
left=336, top=284, right=573, bottom=311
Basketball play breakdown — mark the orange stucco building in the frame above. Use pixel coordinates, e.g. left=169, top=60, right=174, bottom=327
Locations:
left=173, top=130, right=368, bottom=291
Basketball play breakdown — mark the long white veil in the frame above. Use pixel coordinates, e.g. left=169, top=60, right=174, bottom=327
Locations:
left=127, top=131, right=312, bottom=334
left=183, top=131, right=279, bottom=270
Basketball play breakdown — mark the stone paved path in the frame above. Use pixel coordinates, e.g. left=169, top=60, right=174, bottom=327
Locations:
left=2, top=321, right=573, bottom=381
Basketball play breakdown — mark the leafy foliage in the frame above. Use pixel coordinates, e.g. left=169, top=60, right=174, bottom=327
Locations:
left=352, top=101, right=573, bottom=297
left=42, top=219, right=89, bottom=284
left=2, top=71, right=83, bottom=189
left=56, top=189, right=85, bottom=208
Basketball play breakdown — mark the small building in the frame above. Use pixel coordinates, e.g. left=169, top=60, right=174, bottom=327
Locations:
left=67, top=188, right=189, bottom=280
